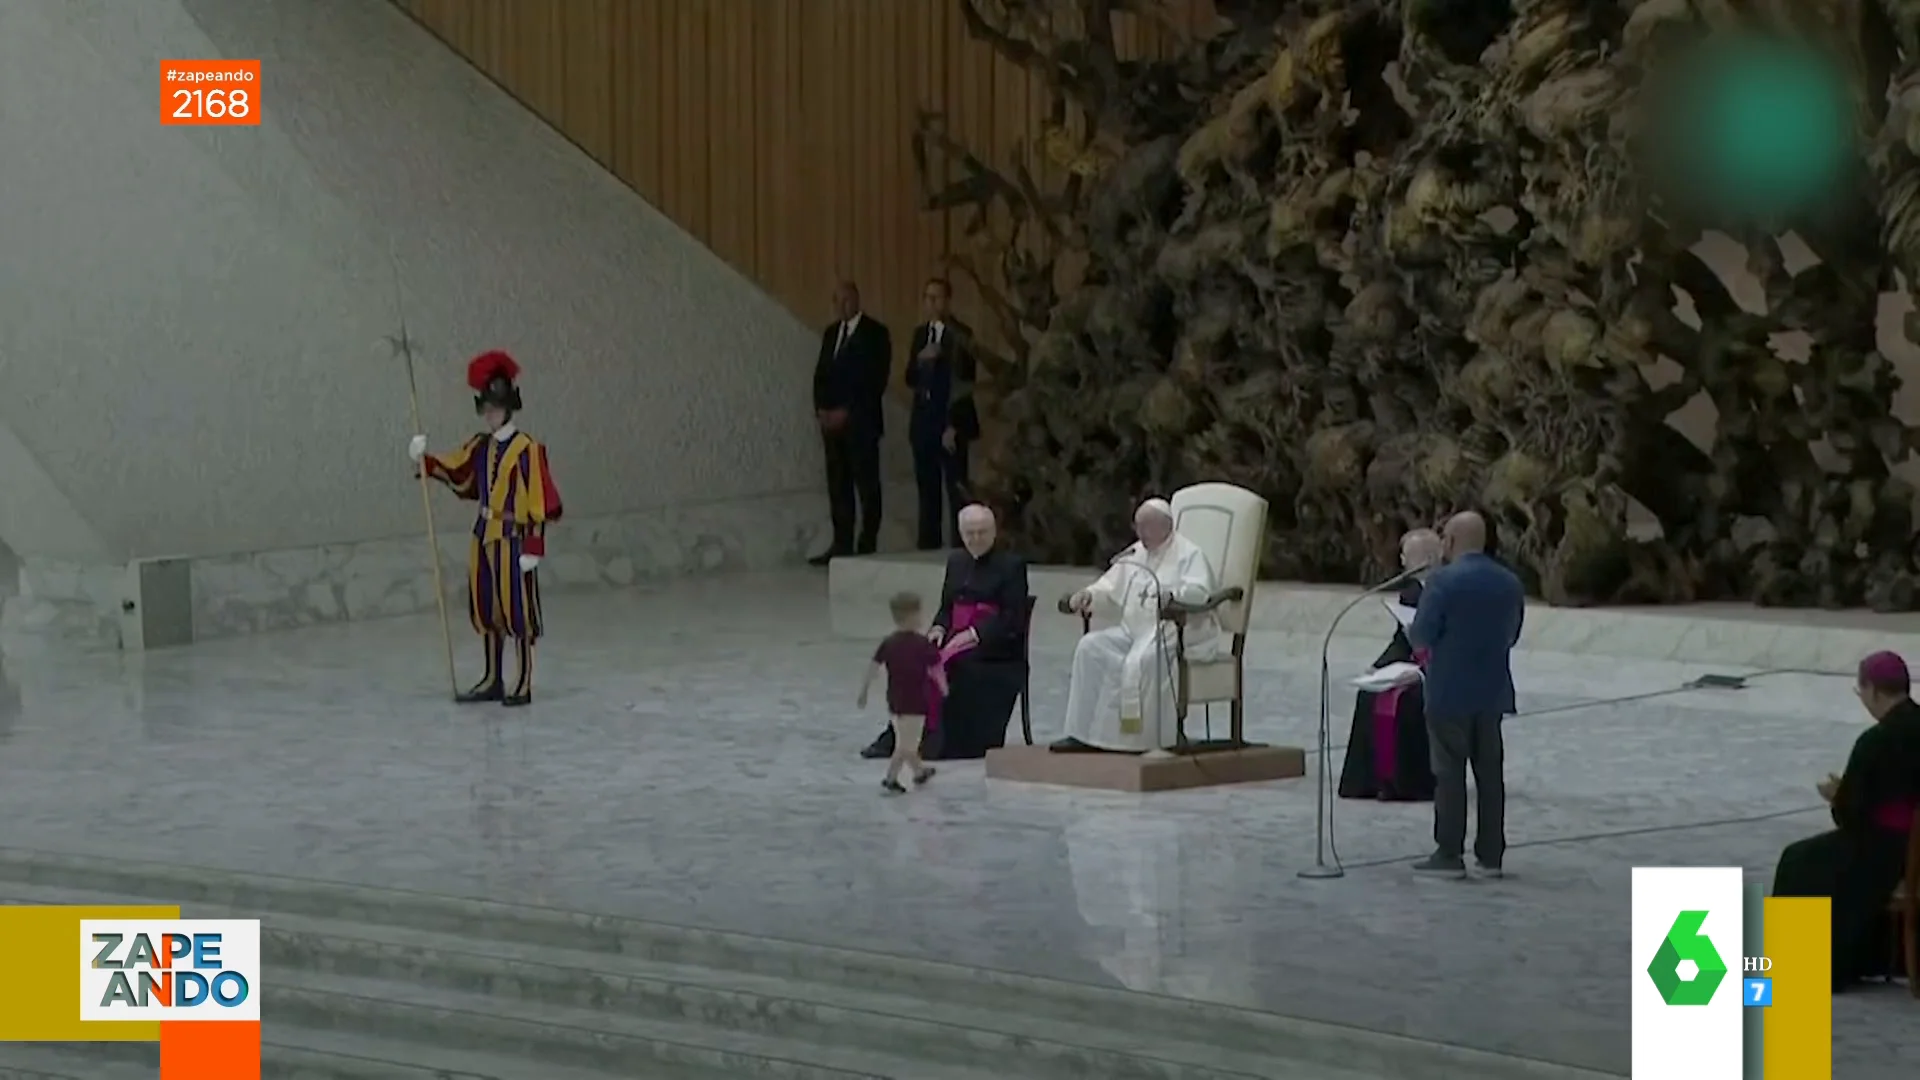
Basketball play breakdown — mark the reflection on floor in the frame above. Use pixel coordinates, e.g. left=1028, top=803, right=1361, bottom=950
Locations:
left=0, top=571, right=1912, bottom=1076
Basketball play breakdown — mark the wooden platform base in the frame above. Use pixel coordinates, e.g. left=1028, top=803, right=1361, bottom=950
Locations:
left=983, top=743, right=1307, bottom=793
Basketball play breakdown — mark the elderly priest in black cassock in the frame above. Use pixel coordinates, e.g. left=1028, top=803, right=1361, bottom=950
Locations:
left=862, top=504, right=1030, bottom=761
left=1338, top=527, right=1443, bottom=802
left=1772, top=649, right=1920, bottom=990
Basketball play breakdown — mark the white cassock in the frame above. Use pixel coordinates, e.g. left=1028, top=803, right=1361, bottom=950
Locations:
left=1061, top=534, right=1221, bottom=751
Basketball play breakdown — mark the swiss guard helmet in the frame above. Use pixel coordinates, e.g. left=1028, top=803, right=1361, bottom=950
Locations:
left=467, top=350, right=523, bottom=415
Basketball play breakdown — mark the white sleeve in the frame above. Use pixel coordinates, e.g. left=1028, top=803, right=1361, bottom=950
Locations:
left=1170, top=545, right=1215, bottom=606
left=1084, top=560, right=1125, bottom=602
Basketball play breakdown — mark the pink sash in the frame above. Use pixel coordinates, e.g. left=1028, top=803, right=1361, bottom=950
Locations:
left=1369, top=647, right=1429, bottom=782
left=924, top=601, right=996, bottom=733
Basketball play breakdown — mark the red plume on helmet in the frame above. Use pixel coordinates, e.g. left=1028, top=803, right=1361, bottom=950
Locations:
left=467, top=350, right=520, bottom=392
left=467, top=350, right=524, bottom=414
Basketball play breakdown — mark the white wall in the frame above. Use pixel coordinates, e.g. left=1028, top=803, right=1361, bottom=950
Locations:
left=0, top=0, right=824, bottom=564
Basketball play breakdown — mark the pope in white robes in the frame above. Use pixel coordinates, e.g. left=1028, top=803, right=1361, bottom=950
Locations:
left=1052, top=498, right=1222, bottom=753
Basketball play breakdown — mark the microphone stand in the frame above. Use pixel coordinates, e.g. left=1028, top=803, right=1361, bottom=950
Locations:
left=1106, top=552, right=1176, bottom=748
left=1298, top=564, right=1422, bottom=881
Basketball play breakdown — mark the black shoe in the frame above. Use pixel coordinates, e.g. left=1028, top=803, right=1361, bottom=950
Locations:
left=1475, top=859, right=1504, bottom=879
left=1048, top=737, right=1095, bottom=753
left=913, top=766, right=937, bottom=785
left=807, top=551, right=836, bottom=567
left=455, top=683, right=504, bottom=704
left=1412, top=853, right=1468, bottom=878
left=501, top=692, right=532, bottom=708
left=881, top=779, right=907, bottom=795
left=860, top=735, right=895, bottom=760
left=854, top=540, right=877, bottom=556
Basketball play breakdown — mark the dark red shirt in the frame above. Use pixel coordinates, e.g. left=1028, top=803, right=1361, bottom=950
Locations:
left=874, top=631, right=940, bottom=715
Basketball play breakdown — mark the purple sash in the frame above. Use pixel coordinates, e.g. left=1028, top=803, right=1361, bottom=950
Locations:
left=1872, top=799, right=1918, bottom=832
left=924, top=601, right=995, bottom=733
left=1371, top=648, right=1429, bottom=783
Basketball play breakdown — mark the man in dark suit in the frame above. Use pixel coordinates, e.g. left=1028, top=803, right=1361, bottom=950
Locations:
left=906, top=278, right=979, bottom=549
left=1407, top=511, right=1526, bottom=878
left=810, top=281, right=892, bottom=565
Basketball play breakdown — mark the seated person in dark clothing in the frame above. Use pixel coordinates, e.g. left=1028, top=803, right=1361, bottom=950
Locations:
left=1339, top=528, right=1442, bottom=802
left=861, top=504, right=1029, bottom=761
left=1772, top=650, right=1920, bottom=991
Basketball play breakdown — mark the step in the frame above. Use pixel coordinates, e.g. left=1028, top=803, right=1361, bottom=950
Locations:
left=0, top=1034, right=656, bottom=1080
left=0, top=1043, right=154, bottom=1080
left=0, top=950, right=894, bottom=1080
left=0, top=1024, right=665, bottom=1080
left=0, top=849, right=1619, bottom=1080
left=267, top=1028, right=721, bottom=1080
left=5, top=882, right=1350, bottom=1080
left=274, top=968, right=985, bottom=1080
left=266, top=917, right=1304, bottom=1080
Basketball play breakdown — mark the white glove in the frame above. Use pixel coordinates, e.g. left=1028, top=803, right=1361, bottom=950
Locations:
left=518, top=554, right=541, bottom=573
left=407, top=434, right=427, bottom=463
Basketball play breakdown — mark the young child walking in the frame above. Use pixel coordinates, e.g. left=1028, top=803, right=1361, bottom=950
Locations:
left=858, top=591, right=945, bottom=794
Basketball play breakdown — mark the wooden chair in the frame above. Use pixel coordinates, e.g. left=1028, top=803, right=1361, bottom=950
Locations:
left=1889, top=806, right=1920, bottom=997
left=1056, top=483, right=1268, bottom=749
left=1015, top=594, right=1037, bottom=745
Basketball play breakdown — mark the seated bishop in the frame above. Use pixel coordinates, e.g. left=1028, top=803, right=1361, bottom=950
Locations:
left=1053, top=498, right=1222, bottom=753
left=860, top=503, right=1030, bottom=761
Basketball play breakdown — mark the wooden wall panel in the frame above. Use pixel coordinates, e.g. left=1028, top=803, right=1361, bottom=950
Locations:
left=393, top=0, right=1217, bottom=366
left=557, top=1, right=614, bottom=168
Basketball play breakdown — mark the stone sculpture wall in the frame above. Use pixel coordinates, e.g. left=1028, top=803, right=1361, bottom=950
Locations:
left=923, top=0, right=1920, bottom=609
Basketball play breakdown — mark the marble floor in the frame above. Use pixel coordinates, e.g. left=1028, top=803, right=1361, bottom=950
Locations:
left=0, top=571, right=1914, bottom=1077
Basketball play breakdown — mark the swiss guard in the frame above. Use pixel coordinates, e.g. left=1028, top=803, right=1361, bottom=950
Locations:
left=407, top=350, right=563, bottom=706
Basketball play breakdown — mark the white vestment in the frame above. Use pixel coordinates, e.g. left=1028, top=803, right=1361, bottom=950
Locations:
left=1061, top=534, right=1222, bottom=751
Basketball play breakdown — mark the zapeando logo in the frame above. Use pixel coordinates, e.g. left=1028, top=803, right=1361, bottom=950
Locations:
left=79, top=918, right=260, bottom=1022
left=1646, top=910, right=1729, bottom=1005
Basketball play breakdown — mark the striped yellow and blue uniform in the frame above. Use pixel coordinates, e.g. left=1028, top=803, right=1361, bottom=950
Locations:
left=423, top=430, right=563, bottom=643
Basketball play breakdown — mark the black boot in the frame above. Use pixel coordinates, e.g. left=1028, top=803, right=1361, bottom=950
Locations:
left=1049, top=736, right=1097, bottom=753
left=456, top=681, right=503, bottom=704
left=502, top=638, right=534, bottom=707
left=458, top=634, right=506, bottom=703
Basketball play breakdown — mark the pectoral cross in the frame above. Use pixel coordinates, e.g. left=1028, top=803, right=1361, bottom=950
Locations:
left=1136, top=582, right=1156, bottom=606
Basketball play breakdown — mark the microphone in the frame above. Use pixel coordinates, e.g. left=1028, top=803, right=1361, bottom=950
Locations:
left=1366, top=564, right=1424, bottom=595
left=1299, top=560, right=1432, bottom=881
left=1060, top=544, right=1146, bottom=614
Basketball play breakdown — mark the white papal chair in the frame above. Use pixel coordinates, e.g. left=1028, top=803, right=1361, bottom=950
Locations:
left=1165, top=482, right=1266, bottom=747
left=1060, top=482, right=1268, bottom=749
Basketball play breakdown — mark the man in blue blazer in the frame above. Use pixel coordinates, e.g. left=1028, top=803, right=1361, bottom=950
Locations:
left=1407, top=511, right=1526, bottom=878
